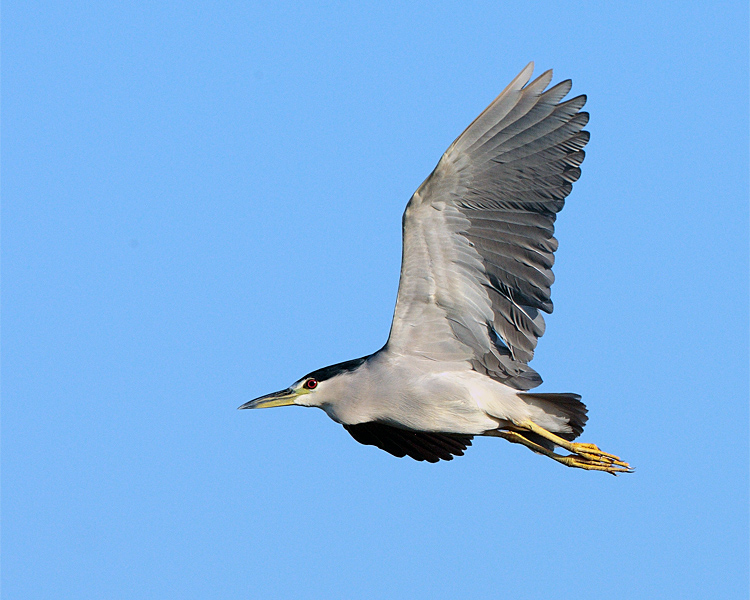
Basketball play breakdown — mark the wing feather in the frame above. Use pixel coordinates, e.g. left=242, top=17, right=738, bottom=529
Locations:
left=385, top=63, right=589, bottom=389
left=343, top=422, right=474, bottom=462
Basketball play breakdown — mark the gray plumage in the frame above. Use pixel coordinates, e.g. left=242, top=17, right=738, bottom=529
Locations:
left=388, top=64, right=587, bottom=391
left=240, top=64, right=632, bottom=474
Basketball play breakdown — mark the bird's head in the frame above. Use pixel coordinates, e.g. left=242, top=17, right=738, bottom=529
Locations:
left=238, top=356, right=368, bottom=411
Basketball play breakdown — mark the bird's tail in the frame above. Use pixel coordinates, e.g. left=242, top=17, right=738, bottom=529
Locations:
left=517, top=392, right=588, bottom=448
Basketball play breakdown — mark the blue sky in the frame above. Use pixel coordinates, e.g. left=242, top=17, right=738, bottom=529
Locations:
left=3, top=2, right=748, bottom=598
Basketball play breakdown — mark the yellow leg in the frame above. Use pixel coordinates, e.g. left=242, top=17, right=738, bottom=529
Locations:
left=504, top=421, right=634, bottom=475
left=495, top=431, right=632, bottom=474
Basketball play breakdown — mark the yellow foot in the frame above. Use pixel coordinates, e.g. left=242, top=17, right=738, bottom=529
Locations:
left=556, top=449, right=633, bottom=475
left=568, top=442, right=629, bottom=464
left=509, top=420, right=634, bottom=476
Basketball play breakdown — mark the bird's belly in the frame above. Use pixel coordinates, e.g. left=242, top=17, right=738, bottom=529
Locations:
left=376, top=370, right=517, bottom=434
left=322, top=364, right=514, bottom=434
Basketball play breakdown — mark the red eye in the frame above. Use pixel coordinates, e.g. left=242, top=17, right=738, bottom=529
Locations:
left=305, top=378, right=318, bottom=390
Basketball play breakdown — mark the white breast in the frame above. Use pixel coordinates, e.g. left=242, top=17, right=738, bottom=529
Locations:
left=315, top=353, right=571, bottom=435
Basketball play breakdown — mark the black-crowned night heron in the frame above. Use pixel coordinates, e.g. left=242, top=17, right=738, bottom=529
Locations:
left=240, top=63, right=632, bottom=474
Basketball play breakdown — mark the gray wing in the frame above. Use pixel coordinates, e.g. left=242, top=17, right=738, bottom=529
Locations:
left=384, top=63, right=589, bottom=390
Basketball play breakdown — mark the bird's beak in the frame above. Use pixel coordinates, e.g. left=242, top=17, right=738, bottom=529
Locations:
left=238, top=388, right=299, bottom=410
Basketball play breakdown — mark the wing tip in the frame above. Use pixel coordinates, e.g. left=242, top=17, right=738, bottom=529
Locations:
left=518, top=61, right=535, bottom=84
left=500, top=62, right=535, bottom=97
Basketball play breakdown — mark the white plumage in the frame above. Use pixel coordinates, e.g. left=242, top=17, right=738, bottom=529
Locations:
left=240, top=63, right=632, bottom=474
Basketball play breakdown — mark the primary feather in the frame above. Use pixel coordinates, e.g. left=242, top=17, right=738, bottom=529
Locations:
left=385, top=62, right=588, bottom=391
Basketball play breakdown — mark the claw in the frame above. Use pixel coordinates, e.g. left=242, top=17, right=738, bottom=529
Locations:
left=509, top=420, right=634, bottom=474
left=570, top=442, right=622, bottom=460
left=496, top=429, right=634, bottom=475
left=560, top=452, right=634, bottom=475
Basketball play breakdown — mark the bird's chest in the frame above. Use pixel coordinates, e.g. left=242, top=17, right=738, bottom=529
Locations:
left=320, top=365, right=498, bottom=434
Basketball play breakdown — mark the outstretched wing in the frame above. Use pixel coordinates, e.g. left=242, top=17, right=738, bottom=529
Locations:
left=385, top=63, right=589, bottom=390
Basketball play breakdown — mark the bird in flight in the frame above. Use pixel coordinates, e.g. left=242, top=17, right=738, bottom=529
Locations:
left=240, top=63, right=632, bottom=474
